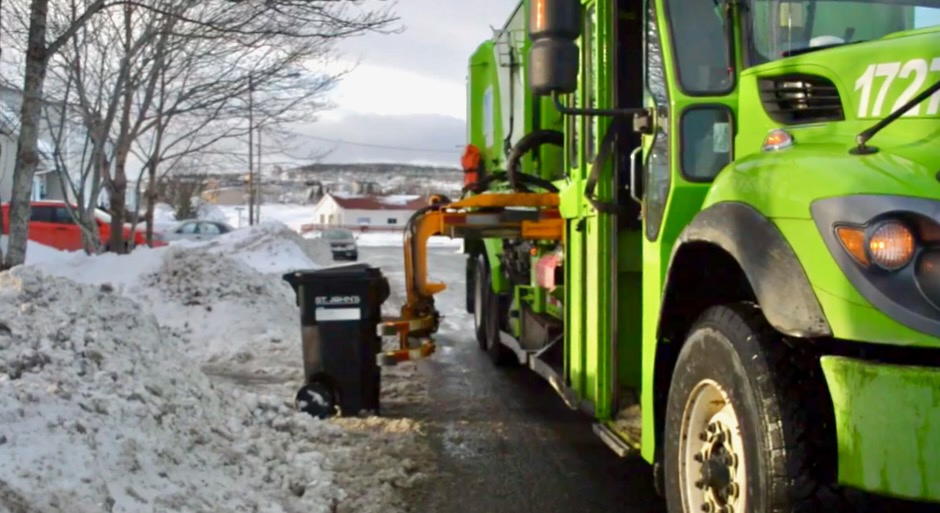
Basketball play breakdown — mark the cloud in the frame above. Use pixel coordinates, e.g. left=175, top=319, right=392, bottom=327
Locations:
left=337, top=0, right=518, bottom=82
left=291, top=0, right=516, bottom=165
left=276, top=112, right=464, bottom=168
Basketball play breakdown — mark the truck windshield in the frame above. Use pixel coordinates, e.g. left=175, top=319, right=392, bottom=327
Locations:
left=323, top=230, right=353, bottom=240
left=745, top=0, right=940, bottom=65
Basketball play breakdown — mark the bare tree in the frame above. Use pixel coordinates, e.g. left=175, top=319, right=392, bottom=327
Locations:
left=155, top=159, right=204, bottom=221
left=1, top=0, right=400, bottom=268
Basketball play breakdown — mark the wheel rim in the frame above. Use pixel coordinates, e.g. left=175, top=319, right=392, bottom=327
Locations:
left=679, top=379, right=747, bottom=513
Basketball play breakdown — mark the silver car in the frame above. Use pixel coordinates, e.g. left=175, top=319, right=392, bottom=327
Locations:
left=322, top=228, right=358, bottom=261
left=160, top=219, right=236, bottom=242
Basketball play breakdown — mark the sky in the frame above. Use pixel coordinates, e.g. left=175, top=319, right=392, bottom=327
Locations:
left=276, top=0, right=516, bottom=169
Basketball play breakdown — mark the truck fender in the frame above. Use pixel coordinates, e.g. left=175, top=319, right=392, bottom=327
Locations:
left=660, top=201, right=831, bottom=339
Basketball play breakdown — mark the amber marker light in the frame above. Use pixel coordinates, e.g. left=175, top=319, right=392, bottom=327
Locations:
left=534, top=0, right=546, bottom=31
left=762, top=129, right=794, bottom=152
left=835, top=226, right=869, bottom=266
left=867, top=221, right=915, bottom=271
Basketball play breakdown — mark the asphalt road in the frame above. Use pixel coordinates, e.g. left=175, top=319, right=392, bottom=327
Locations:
left=358, top=245, right=666, bottom=513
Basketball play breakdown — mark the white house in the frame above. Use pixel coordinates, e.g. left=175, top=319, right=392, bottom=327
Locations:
left=311, top=192, right=429, bottom=230
left=0, top=85, right=87, bottom=204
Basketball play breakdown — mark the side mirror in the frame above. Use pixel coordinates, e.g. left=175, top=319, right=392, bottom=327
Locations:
left=528, top=0, right=581, bottom=96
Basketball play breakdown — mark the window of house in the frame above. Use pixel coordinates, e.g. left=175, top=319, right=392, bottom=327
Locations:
left=387, top=218, right=397, bottom=225
left=356, top=217, right=370, bottom=225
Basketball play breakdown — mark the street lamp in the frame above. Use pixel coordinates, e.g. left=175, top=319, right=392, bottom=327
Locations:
left=247, top=71, right=302, bottom=225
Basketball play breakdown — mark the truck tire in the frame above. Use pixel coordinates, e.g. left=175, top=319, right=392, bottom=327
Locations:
left=473, top=254, right=488, bottom=350
left=484, top=287, right=518, bottom=367
left=663, top=302, right=839, bottom=513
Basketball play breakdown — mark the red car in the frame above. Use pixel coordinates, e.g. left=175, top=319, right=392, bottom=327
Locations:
left=1, top=200, right=167, bottom=252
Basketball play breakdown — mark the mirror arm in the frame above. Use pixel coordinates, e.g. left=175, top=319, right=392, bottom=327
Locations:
left=552, top=92, right=646, bottom=118
left=552, top=93, right=654, bottom=134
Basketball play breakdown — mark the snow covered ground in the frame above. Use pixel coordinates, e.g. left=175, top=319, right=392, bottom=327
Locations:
left=0, top=217, right=470, bottom=512
left=159, top=202, right=465, bottom=248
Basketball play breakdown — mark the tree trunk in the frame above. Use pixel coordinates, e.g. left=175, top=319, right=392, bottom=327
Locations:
left=145, top=188, right=156, bottom=245
left=106, top=2, right=134, bottom=255
left=2, top=0, right=50, bottom=269
left=107, top=161, right=128, bottom=253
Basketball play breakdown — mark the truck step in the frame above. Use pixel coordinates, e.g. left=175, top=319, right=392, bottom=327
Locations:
left=592, top=422, right=637, bottom=458
left=498, top=330, right=529, bottom=365
left=528, top=336, right=580, bottom=411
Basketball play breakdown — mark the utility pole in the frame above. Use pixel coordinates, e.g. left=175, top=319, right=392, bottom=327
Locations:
left=247, top=75, right=255, bottom=225
left=256, top=128, right=262, bottom=223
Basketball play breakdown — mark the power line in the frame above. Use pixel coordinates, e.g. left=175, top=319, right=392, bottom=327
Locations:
left=300, top=134, right=462, bottom=154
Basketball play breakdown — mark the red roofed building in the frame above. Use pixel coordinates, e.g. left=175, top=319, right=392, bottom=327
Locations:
left=310, top=192, right=429, bottom=230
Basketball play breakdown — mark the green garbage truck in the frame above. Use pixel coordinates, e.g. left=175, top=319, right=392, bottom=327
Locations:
left=387, top=0, right=940, bottom=510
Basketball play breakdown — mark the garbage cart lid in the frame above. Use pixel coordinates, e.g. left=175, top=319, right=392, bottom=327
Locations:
left=282, top=263, right=384, bottom=285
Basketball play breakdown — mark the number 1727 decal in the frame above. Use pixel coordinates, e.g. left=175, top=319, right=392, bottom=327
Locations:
left=854, top=58, right=940, bottom=118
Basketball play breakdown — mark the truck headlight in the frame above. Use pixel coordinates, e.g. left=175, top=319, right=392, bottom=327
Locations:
left=835, top=219, right=916, bottom=271
left=813, top=195, right=940, bottom=338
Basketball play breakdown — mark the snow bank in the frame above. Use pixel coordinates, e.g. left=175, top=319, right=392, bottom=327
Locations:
left=135, top=244, right=303, bottom=362
left=197, top=221, right=333, bottom=275
left=0, top=266, right=429, bottom=513
left=0, top=236, right=70, bottom=265
left=29, top=221, right=331, bottom=364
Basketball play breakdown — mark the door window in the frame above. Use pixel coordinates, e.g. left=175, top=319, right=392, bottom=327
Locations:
left=680, top=106, right=734, bottom=181
left=30, top=206, right=55, bottom=223
left=200, top=223, right=221, bottom=235
left=53, top=207, right=75, bottom=224
left=644, top=0, right=672, bottom=241
left=664, top=0, right=734, bottom=94
left=178, top=222, right=198, bottom=234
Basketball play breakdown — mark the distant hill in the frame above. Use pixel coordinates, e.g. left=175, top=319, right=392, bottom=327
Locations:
left=279, top=162, right=463, bottom=197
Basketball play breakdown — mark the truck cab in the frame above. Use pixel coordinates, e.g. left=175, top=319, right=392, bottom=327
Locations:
left=458, top=0, right=940, bottom=510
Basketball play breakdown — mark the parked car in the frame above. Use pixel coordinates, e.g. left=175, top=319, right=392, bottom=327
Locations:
left=157, top=219, right=236, bottom=242
left=1, top=200, right=167, bottom=252
left=322, top=228, right=358, bottom=261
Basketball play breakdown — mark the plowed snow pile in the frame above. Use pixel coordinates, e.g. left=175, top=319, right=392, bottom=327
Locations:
left=135, top=245, right=303, bottom=364
left=31, top=221, right=332, bottom=364
left=0, top=267, right=428, bottom=513
left=192, top=221, right=334, bottom=275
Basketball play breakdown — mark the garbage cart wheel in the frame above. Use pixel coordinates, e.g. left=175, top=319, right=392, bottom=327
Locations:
left=473, top=253, right=489, bottom=350
left=295, top=375, right=341, bottom=419
left=663, top=302, right=839, bottom=513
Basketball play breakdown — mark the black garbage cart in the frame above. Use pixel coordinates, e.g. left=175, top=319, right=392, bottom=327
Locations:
left=282, top=263, right=390, bottom=418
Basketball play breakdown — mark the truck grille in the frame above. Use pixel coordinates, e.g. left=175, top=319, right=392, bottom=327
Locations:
left=758, top=74, right=843, bottom=125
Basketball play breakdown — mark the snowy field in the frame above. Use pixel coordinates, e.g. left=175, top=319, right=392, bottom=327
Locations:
left=0, top=216, right=472, bottom=512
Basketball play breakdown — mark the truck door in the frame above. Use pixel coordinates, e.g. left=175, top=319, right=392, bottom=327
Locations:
left=637, top=0, right=738, bottom=460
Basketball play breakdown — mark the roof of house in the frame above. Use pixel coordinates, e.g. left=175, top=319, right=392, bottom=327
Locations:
left=327, top=193, right=429, bottom=211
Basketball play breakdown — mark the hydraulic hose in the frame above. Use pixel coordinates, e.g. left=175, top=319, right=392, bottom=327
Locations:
left=505, top=129, right=564, bottom=193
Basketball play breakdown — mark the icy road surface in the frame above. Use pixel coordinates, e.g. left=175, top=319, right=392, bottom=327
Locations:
left=357, top=245, right=666, bottom=513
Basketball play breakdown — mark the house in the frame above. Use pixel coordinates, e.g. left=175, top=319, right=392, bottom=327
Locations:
left=310, top=192, right=429, bottom=231
left=0, top=85, right=86, bottom=204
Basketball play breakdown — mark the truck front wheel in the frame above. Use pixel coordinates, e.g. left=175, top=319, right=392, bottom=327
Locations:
left=663, top=303, right=838, bottom=513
